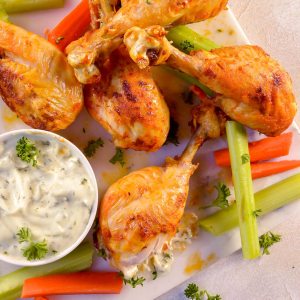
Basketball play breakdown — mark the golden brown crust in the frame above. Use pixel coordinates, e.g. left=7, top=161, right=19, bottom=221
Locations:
left=67, top=0, right=228, bottom=83
left=100, top=160, right=197, bottom=267
left=85, top=45, right=169, bottom=151
left=0, top=21, right=83, bottom=131
left=174, top=0, right=228, bottom=25
left=168, top=45, right=297, bottom=136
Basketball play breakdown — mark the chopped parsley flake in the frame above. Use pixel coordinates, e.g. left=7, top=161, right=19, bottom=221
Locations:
left=84, top=138, right=104, bottom=158
left=152, top=268, right=158, bottom=280
left=17, top=227, right=48, bottom=261
left=184, top=283, right=221, bottom=300
left=109, top=148, right=126, bottom=167
left=16, top=137, right=39, bottom=167
left=119, top=272, right=145, bottom=288
left=213, top=183, right=231, bottom=209
left=81, top=178, right=88, bottom=185
left=241, top=153, right=250, bottom=164
left=259, top=232, right=281, bottom=255
left=180, top=40, right=195, bottom=53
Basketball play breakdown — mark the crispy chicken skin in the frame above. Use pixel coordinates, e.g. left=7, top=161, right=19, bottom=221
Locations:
left=66, top=0, right=228, bottom=83
left=0, top=21, right=83, bottom=131
left=124, top=26, right=297, bottom=136
left=100, top=104, right=224, bottom=274
left=168, top=46, right=297, bottom=136
left=174, top=0, right=228, bottom=25
left=85, top=45, right=169, bottom=151
left=100, top=160, right=197, bottom=271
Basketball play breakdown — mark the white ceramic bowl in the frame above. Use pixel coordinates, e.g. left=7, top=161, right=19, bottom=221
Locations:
left=0, top=129, right=98, bottom=266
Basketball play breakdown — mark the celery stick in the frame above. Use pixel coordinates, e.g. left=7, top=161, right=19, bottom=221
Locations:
left=226, top=122, right=260, bottom=259
left=199, top=173, right=300, bottom=235
left=163, top=66, right=215, bottom=97
left=0, top=242, right=94, bottom=300
left=0, top=5, right=9, bottom=22
left=167, top=27, right=260, bottom=259
left=165, top=26, right=217, bottom=97
left=167, top=25, right=220, bottom=53
left=0, top=0, right=64, bottom=13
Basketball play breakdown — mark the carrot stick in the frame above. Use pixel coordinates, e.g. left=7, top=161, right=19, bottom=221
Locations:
left=47, top=0, right=91, bottom=51
left=35, top=297, right=48, bottom=300
left=214, top=132, right=293, bottom=167
left=21, top=272, right=123, bottom=298
left=251, top=160, right=300, bottom=179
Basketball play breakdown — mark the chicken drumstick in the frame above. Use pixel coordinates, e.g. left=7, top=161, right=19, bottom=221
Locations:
left=0, top=20, right=83, bottom=131
left=85, top=2, right=170, bottom=151
left=100, top=104, right=225, bottom=277
left=85, top=45, right=170, bottom=151
left=124, top=26, right=297, bottom=136
left=66, top=0, right=228, bottom=84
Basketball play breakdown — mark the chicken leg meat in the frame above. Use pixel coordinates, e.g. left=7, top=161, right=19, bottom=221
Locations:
left=66, top=0, right=228, bottom=84
left=85, top=45, right=170, bottom=151
left=124, top=26, right=297, bottom=136
left=85, top=2, right=170, bottom=151
left=0, top=20, right=83, bottom=131
left=100, top=104, right=225, bottom=277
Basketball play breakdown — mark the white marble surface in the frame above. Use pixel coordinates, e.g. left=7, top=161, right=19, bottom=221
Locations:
left=158, top=1, right=300, bottom=299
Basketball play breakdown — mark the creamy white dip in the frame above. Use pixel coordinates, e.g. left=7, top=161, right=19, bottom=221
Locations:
left=0, top=135, right=95, bottom=262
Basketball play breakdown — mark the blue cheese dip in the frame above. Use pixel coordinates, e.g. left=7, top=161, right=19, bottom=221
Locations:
left=0, top=133, right=96, bottom=264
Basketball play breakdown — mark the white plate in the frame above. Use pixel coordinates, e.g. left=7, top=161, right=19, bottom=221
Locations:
left=1, top=2, right=300, bottom=300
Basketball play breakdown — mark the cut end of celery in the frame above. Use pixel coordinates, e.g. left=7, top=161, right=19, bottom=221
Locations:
left=167, top=25, right=220, bottom=53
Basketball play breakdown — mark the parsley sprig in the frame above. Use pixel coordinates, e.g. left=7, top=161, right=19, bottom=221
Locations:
left=84, top=138, right=104, bottom=158
left=152, top=268, right=158, bottom=280
left=109, top=148, right=126, bottom=167
left=16, top=137, right=39, bottom=166
left=213, top=183, right=231, bottom=208
left=259, top=231, right=281, bottom=255
left=119, top=272, right=145, bottom=288
left=17, top=227, right=48, bottom=261
left=180, top=40, right=195, bottom=53
left=201, top=183, right=231, bottom=209
left=184, top=283, right=221, bottom=300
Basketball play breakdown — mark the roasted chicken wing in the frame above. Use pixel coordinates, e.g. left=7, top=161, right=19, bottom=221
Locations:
left=85, top=45, right=169, bottom=151
left=0, top=21, right=83, bottom=131
left=66, top=0, right=228, bottom=83
left=124, top=26, right=297, bottom=136
left=100, top=104, right=225, bottom=277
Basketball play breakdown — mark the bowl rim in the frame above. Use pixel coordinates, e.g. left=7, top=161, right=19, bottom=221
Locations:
left=0, top=129, right=98, bottom=266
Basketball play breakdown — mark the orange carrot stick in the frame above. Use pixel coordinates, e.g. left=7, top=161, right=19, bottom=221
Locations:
left=47, top=0, right=91, bottom=51
left=21, top=272, right=123, bottom=298
left=35, top=297, right=48, bottom=300
left=214, top=132, right=293, bottom=167
left=251, top=160, right=300, bottom=179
